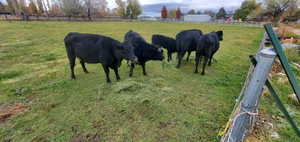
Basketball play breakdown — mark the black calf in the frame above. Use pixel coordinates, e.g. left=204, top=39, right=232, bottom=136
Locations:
left=195, top=31, right=223, bottom=75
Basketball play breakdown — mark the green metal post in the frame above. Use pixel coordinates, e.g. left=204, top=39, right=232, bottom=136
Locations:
left=250, top=55, right=300, bottom=138
left=265, top=80, right=300, bottom=137
left=264, top=24, right=300, bottom=102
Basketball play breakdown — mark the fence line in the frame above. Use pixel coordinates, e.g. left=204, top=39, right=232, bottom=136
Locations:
left=0, top=15, right=267, bottom=27
left=0, top=15, right=132, bottom=22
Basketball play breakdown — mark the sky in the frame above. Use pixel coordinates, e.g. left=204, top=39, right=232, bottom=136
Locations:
left=108, top=0, right=245, bottom=9
left=0, top=0, right=246, bottom=9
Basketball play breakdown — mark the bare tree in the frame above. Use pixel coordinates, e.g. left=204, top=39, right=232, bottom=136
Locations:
left=0, top=2, right=6, bottom=12
left=59, top=0, right=84, bottom=15
left=83, top=0, right=107, bottom=20
left=28, top=0, right=38, bottom=14
left=264, top=0, right=299, bottom=22
left=115, top=0, right=126, bottom=17
left=6, top=0, right=19, bottom=14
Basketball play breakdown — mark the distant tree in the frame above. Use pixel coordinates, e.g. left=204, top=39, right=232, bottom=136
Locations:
left=187, top=9, right=196, bottom=15
left=216, top=7, right=227, bottom=19
left=204, top=10, right=216, bottom=17
left=6, top=0, right=19, bottom=14
left=60, top=0, right=84, bottom=15
left=115, top=0, right=126, bottom=17
left=28, top=0, right=38, bottom=14
left=247, top=3, right=265, bottom=20
left=176, top=8, right=181, bottom=19
left=127, top=0, right=141, bottom=19
left=125, top=2, right=131, bottom=17
left=18, top=0, right=27, bottom=13
left=284, top=8, right=300, bottom=21
left=49, top=2, right=62, bottom=15
left=161, top=5, right=168, bottom=18
left=36, top=0, right=45, bottom=14
left=83, top=0, right=108, bottom=19
left=263, top=0, right=299, bottom=22
left=168, top=9, right=177, bottom=18
left=196, top=10, right=202, bottom=14
left=97, top=0, right=108, bottom=16
left=0, top=2, right=5, bottom=12
left=233, top=0, right=257, bottom=21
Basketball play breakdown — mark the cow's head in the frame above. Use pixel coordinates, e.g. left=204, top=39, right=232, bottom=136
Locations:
left=147, top=44, right=164, bottom=61
left=119, top=41, right=138, bottom=63
left=216, top=31, right=223, bottom=41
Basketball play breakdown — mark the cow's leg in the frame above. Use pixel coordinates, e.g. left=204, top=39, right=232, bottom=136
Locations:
left=141, top=62, right=147, bottom=76
left=167, top=52, right=171, bottom=62
left=68, top=56, right=76, bottom=80
left=102, top=65, right=111, bottom=83
left=201, top=56, right=209, bottom=75
left=129, top=63, right=135, bottom=77
left=80, top=60, right=89, bottom=73
left=113, top=67, right=121, bottom=81
left=186, top=51, right=191, bottom=62
left=176, top=57, right=182, bottom=68
left=176, top=52, right=185, bottom=68
left=208, top=56, right=213, bottom=66
left=194, top=53, right=201, bottom=74
left=208, top=52, right=216, bottom=66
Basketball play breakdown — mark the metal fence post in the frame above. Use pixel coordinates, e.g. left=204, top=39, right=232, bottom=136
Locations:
left=221, top=48, right=276, bottom=142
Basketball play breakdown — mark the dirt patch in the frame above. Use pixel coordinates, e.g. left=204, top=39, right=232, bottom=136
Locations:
left=0, top=103, right=28, bottom=123
left=249, top=110, right=278, bottom=141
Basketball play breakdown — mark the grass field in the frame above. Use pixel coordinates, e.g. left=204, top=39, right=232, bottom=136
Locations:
left=0, top=21, right=299, bottom=142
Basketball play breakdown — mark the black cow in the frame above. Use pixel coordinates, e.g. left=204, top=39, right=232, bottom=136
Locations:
left=64, top=32, right=137, bottom=83
left=176, top=29, right=203, bottom=68
left=152, top=34, right=177, bottom=62
left=125, top=30, right=164, bottom=77
left=194, top=31, right=223, bottom=75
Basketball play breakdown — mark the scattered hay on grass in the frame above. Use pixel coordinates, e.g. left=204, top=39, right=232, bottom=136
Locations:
left=249, top=110, right=278, bottom=141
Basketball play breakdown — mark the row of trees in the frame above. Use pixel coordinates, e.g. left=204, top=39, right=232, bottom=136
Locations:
left=1, top=0, right=108, bottom=16
left=115, top=0, right=141, bottom=19
left=1, top=0, right=142, bottom=19
left=161, top=6, right=227, bottom=19
left=161, top=6, right=181, bottom=19
left=234, top=0, right=300, bottom=22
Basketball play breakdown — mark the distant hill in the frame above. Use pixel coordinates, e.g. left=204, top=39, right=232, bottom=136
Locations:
left=142, top=2, right=238, bottom=16
left=142, top=3, right=189, bottom=13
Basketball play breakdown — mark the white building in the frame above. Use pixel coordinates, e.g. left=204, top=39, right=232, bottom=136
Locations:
left=184, top=14, right=211, bottom=22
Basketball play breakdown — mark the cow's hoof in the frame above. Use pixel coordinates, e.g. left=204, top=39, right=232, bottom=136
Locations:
left=201, top=72, right=205, bottom=75
left=84, top=71, right=89, bottom=74
left=194, top=71, right=198, bottom=74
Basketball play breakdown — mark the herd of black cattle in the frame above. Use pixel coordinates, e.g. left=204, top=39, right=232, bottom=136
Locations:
left=64, top=29, right=223, bottom=83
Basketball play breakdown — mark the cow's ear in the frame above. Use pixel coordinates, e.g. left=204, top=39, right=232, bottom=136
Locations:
left=217, top=31, right=223, bottom=40
left=217, top=31, right=223, bottom=36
